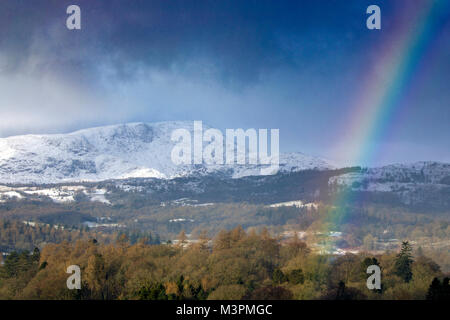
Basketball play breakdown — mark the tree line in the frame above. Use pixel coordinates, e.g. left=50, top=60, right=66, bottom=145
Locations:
left=0, top=227, right=448, bottom=300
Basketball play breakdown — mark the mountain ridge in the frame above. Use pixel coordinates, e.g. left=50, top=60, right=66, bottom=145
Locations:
left=0, top=121, right=335, bottom=184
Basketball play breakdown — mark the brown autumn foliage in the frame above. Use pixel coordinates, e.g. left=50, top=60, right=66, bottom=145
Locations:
left=0, top=226, right=447, bottom=300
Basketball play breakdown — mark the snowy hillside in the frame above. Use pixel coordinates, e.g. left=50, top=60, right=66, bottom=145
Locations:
left=0, top=122, right=335, bottom=184
left=330, top=162, right=450, bottom=189
left=329, top=162, right=450, bottom=206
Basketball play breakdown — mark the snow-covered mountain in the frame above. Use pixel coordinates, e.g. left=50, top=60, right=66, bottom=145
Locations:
left=329, top=162, right=450, bottom=189
left=0, top=122, right=335, bottom=184
left=329, top=162, right=450, bottom=206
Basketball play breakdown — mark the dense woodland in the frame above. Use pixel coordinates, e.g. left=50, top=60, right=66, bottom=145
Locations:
left=0, top=219, right=159, bottom=252
left=1, top=199, right=449, bottom=274
left=1, top=186, right=449, bottom=300
left=1, top=199, right=449, bottom=242
left=0, top=227, right=449, bottom=300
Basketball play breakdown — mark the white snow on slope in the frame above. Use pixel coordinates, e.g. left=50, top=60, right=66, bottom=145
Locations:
left=329, top=162, right=450, bottom=192
left=0, top=185, right=111, bottom=204
left=0, top=122, right=335, bottom=184
left=267, top=200, right=318, bottom=209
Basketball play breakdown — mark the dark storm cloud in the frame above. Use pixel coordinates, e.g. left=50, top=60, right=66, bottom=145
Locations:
left=0, top=0, right=389, bottom=84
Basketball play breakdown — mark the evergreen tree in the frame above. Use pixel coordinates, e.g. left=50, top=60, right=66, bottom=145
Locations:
left=336, top=281, right=346, bottom=300
left=394, top=241, right=414, bottom=283
left=426, top=278, right=442, bottom=300
left=443, top=278, right=450, bottom=300
left=176, top=275, right=185, bottom=299
left=138, top=283, right=168, bottom=300
left=427, top=277, right=450, bottom=300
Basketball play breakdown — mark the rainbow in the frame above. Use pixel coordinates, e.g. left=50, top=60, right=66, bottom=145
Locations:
left=322, top=1, right=449, bottom=249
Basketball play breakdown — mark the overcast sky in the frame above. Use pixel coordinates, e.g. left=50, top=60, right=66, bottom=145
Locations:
left=0, top=0, right=449, bottom=166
